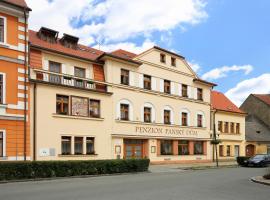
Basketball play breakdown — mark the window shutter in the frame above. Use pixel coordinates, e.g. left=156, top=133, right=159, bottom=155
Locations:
left=178, top=83, right=182, bottom=96
left=129, top=71, right=135, bottom=86
left=194, top=88, right=198, bottom=100
left=44, top=60, right=49, bottom=71
left=139, top=74, right=143, bottom=88
left=187, top=86, right=193, bottom=98
left=160, top=79, right=164, bottom=93
left=61, top=64, right=66, bottom=74
left=70, top=66, right=74, bottom=75
left=85, top=67, right=90, bottom=79
left=171, top=82, right=175, bottom=95
left=151, top=77, right=156, bottom=90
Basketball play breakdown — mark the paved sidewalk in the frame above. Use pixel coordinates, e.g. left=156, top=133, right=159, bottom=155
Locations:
left=149, top=161, right=237, bottom=173
left=251, top=176, right=270, bottom=186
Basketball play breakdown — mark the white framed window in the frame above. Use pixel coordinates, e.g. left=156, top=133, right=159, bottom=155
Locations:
left=0, top=73, right=6, bottom=104
left=0, top=16, right=7, bottom=44
left=196, top=111, right=205, bottom=127
left=0, top=130, right=6, bottom=157
left=162, top=105, right=174, bottom=124
left=180, top=108, right=190, bottom=126
left=116, top=99, right=133, bottom=121
left=141, top=102, right=156, bottom=123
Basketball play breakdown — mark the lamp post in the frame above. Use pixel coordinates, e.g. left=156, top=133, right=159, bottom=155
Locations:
left=212, top=110, right=219, bottom=167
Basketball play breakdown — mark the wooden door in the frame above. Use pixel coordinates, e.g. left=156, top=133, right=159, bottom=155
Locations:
left=246, top=144, right=255, bottom=157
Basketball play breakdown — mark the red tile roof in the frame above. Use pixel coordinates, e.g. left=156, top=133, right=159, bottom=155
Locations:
left=29, top=30, right=104, bottom=62
left=253, top=94, right=270, bottom=106
left=110, top=49, right=137, bottom=60
left=3, top=0, right=31, bottom=10
left=211, top=90, right=245, bottom=114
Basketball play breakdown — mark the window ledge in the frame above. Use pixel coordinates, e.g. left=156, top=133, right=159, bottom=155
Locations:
left=58, top=154, right=98, bottom=157
left=52, top=114, right=104, bottom=121
left=157, top=154, right=206, bottom=157
left=0, top=104, right=7, bottom=108
left=0, top=43, right=9, bottom=48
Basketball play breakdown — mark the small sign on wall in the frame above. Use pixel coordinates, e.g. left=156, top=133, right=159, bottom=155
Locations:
left=39, top=148, right=50, bottom=157
left=115, top=145, right=121, bottom=154
left=151, top=146, right=156, bottom=153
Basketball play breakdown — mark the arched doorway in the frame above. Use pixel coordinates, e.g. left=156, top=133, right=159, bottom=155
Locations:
left=246, top=144, right=255, bottom=157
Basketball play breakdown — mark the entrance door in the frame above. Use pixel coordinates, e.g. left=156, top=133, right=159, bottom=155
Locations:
left=124, top=139, right=144, bottom=159
left=234, top=145, right=240, bottom=157
left=246, top=144, right=255, bottom=157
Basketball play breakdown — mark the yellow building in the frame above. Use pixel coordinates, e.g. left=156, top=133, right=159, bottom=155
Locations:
left=29, top=27, right=218, bottom=163
left=211, top=91, right=246, bottom=161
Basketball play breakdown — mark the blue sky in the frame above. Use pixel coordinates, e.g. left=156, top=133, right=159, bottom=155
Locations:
left=27, top=0, right=270, bottom=105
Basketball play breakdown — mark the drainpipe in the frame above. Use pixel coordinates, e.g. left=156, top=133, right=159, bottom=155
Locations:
left=23, top=9, right=27, bottom=161
left=33, top=83, right=36, bottom=161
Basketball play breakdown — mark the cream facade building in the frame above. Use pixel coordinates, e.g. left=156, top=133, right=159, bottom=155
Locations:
left=29, top=27, right=217, bottom=163
left=211, top=91, right=246, bottom=161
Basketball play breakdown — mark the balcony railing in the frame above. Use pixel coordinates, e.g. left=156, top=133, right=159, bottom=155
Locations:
left=30, top=68, right=108, bottom=92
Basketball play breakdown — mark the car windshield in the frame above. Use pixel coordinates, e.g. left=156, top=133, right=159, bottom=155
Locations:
left=251, top=155, right=265, bottom=159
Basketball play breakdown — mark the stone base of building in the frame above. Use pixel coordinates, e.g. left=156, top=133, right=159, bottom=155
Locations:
left=150, top=159, right=212, bottom=165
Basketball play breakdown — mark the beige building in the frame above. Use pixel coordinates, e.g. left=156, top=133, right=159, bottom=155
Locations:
left=211, top=91, right=246, bottom=161
left=29, top=27, right=218, bottom=163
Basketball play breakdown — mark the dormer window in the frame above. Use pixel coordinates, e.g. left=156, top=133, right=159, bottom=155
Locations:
left=171, top=57, right=176, bottom=66
left=60, top=33, right=79, bottom=49
left=38, top=27, right=58, bottom=43
left=160, top=53, right=166, bottom=63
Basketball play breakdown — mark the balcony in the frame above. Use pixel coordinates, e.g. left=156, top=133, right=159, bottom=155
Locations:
left=30, top=68, right=109, bottom=93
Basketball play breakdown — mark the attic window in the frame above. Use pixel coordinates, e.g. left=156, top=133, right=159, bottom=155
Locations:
left=38, top=27, right=58, bottom=43
left=60, top=33, right=79, bottom=49
left=160, top=53, right=166, bottom=63
left=171, top=57, right=176, bottom=66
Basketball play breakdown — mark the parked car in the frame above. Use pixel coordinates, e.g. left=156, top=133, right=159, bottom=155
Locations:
left=244, top=154, right=270, bottom=167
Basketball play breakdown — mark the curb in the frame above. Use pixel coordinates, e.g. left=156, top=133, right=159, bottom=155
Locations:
left=179, top=164, right=238, bottom=170
left=0, top=171, right=150, bottom=185
left=251, top=176, right=270, bottom=186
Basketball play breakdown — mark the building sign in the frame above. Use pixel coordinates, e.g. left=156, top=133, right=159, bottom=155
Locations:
left=135, top=126, right=198, bottom=137
left=71, top=96, right=88, bottom=116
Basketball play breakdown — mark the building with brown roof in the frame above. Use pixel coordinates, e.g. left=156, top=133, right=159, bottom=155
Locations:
left=27, top=24, right=217, bottom=163
left=211, top=91, right=246, bottom=161
left=240, top=94, right=270, bottom=156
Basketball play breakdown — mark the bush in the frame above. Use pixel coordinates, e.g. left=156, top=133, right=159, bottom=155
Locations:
left=236, top=156, right=250, bottom=166
left=0, top=159, right=150, bottom=181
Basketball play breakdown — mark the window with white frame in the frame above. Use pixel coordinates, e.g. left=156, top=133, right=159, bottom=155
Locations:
left=196, top=111, right=205, bottom=127
left=0, top=73, right=5, bottom=104
left=163, top=106, right=174, bottom=124
left=0, top=17, right=6, bottom=43
left=180, top=109, right=190, bottom=126
left=117, top=99, right=133, bottom=121
left=142, top=103, right=156, bottom=123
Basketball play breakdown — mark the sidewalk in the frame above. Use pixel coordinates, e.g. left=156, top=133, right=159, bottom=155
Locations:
left=149, top=161, right=237, bottom=173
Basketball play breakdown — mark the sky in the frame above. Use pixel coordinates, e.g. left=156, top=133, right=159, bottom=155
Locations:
left=25, top=0, right=270, bottom=106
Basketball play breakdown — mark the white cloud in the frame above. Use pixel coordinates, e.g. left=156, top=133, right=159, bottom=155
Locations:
left=188, top=61, right=201, bottom=73
left=225, top=73, right=270, bottom=106
left=26, top=0, right=207, bottom=46
left=201, top=65, right=253, bottom=80
left=93, top=39, right=155, bottom=54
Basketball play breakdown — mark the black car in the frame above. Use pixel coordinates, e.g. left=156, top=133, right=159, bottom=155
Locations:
left=244, top=154, right=270, bottom=167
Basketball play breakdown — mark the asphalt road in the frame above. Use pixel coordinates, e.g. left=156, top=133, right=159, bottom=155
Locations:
left=0, top=167, right=269, bottom=200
